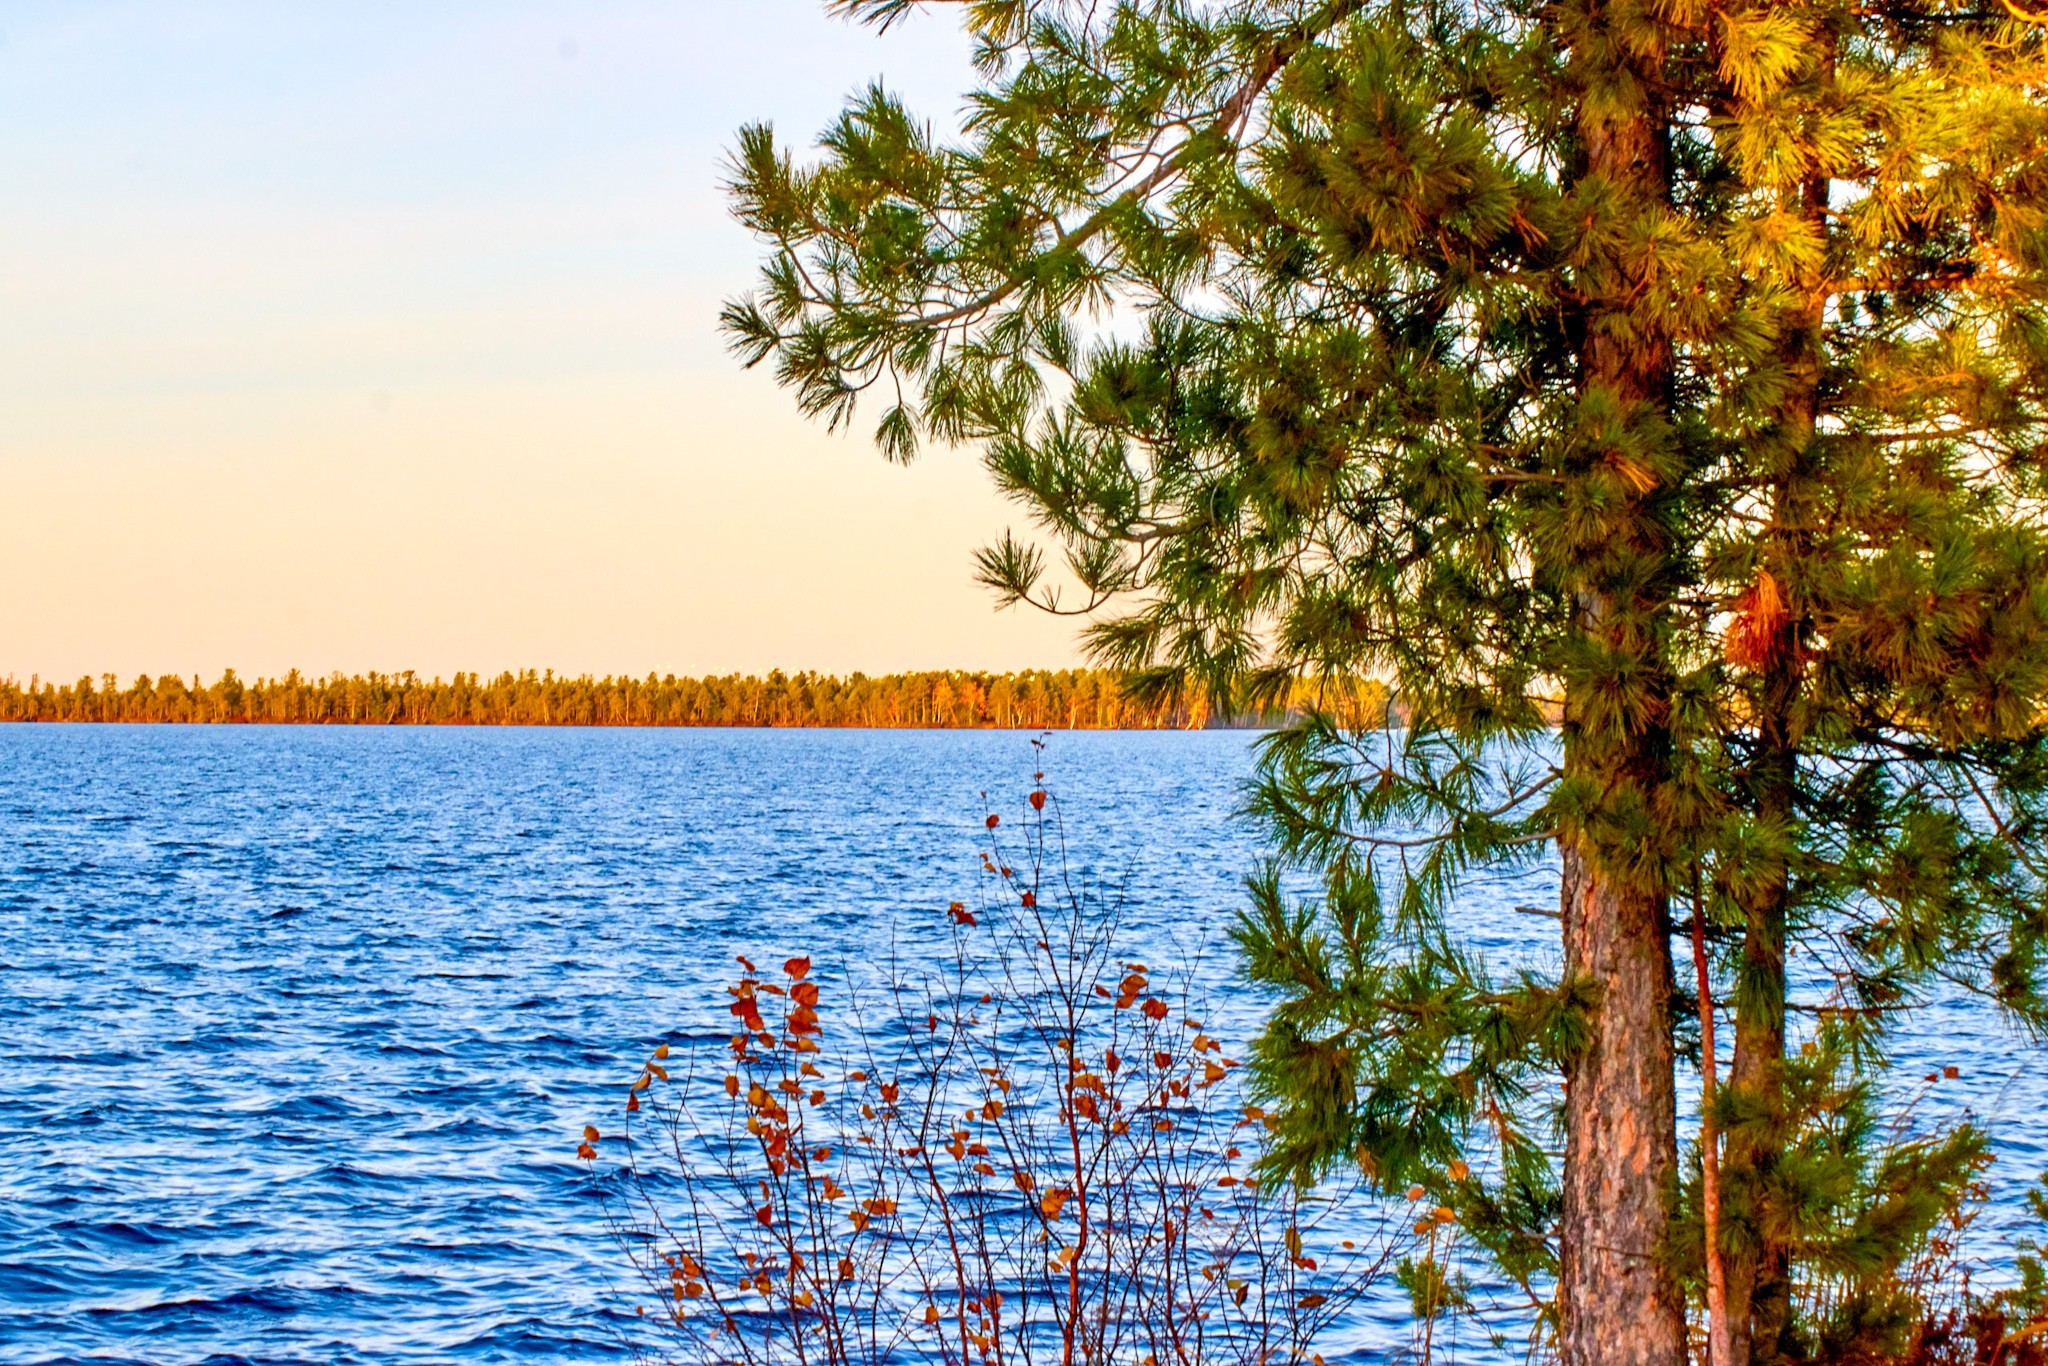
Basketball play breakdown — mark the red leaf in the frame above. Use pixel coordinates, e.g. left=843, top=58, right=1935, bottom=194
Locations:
left=986, top=814, right=1000, bottom=829
left=1029, top=790, right=1046, bottom=811
left=785, top=956, right=812, bottom=980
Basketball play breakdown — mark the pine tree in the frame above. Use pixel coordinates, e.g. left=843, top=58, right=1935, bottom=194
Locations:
left=1685, top=5, right=2048, bottom=1361
left=724, top=3, right=2048, bottom=1361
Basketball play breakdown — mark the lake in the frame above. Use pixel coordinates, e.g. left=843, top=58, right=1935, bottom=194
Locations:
left=1, top=726, right=2040, bottom=1365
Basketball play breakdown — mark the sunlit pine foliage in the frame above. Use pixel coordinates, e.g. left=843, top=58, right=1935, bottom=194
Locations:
left=726, top=2, right=2048, bottom=1360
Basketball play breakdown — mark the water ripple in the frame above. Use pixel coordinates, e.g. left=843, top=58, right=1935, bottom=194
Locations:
left=1, top=726, right=2039, bottom=1364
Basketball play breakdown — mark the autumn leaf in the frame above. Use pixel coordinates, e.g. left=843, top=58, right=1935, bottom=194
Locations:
left=1029, top=790, right=1046, bottom=810
left=784, top=956, right=811, bottom=980
left=1141, top=998, right=1169, bottom=1021
left=985, top=814, right=1000, bottom=829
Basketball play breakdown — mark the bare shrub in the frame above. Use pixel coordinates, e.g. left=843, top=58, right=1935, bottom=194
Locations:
left=583, top=770, right=1411, bottom=1366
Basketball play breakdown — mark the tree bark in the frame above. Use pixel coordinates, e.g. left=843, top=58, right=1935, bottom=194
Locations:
left=1560, top=842, right=1687, bottom=1366
left=1554, top=6, right=1687, bottom=1362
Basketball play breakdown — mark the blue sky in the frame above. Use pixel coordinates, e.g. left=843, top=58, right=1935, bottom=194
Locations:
left=0, top=3, right=1083, bottom=680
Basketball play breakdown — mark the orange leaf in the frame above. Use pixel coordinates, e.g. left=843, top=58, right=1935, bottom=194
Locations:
left=1726, top=568, right=1789, bottom=669
left=582, top=1124, right=601, bottom=1142
left=1141, top=998, right=1169, bottom=1021
left=755, top=1204, right=773, bottom=1227
left=792, top=981, right=820, bottom=1008
left=785, top=956, right=811, bottom=980
left=985, top=814, right=1000, bottom=829
left=1029, top=790, right=1046, bottom=810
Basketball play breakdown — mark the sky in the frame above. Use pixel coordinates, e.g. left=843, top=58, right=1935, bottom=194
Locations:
left=0, top=1, right=1086, bottom=683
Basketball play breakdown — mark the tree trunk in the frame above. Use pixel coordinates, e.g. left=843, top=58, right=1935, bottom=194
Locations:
left=1723, top=169, right=1826, bottom=1366
left=1559, top=840, right=1686, bottom=1366
left=1696, top=891, right=1732, bottom=1366
left=1554, top=6, right=1686, bottom=1361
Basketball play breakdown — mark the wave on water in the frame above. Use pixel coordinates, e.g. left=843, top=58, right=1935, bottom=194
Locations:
left=1, top=725, right=2039, bottom=1364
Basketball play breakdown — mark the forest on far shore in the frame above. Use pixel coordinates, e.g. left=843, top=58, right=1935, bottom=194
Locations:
left=0, top=668, right=1393, bottom=731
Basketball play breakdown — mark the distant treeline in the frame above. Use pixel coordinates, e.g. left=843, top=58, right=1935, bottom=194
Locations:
left=0, top=668, right=1392, bottom=730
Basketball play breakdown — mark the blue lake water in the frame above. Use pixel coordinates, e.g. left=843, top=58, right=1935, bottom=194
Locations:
left=0, top=726, right=2041, bottom=1365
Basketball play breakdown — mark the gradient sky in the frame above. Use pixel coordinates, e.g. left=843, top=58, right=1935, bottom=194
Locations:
left=0, top=1, right=1086, bottom=682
